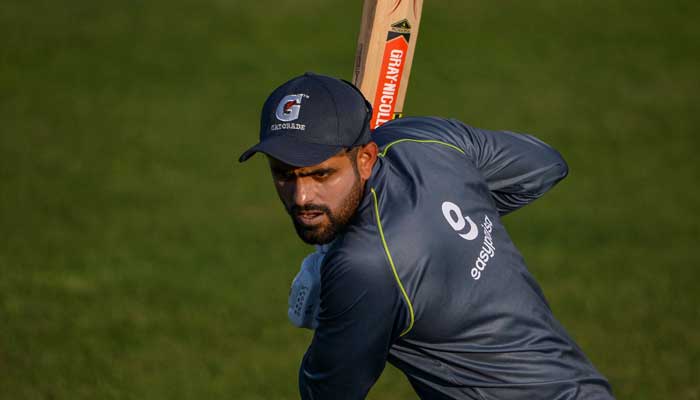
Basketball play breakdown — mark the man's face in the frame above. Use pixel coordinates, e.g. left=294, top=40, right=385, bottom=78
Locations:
left=268, top=143, right=377, bottom=245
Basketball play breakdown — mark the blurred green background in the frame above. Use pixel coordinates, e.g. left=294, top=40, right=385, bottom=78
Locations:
left=1, top=0, right=698, bottom=398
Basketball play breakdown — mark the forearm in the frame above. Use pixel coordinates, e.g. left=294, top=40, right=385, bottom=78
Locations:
left=299, top=346, right=384, bottom=400
left=297, top=251, right=405, bottom=399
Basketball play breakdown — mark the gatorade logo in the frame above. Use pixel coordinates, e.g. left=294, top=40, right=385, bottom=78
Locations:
left=271, top=94, right=308, bottom=131
left=275, top=94, right=307, bottom=122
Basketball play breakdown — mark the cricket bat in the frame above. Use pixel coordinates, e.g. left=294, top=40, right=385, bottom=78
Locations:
left=353, top=0, right=424, bottom=130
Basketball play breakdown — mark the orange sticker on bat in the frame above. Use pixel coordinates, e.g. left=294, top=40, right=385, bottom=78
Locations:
left=371, top=20, right=411, bottom=129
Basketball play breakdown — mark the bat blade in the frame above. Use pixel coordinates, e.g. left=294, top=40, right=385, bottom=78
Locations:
left=353, top=0, right=424, bottom=129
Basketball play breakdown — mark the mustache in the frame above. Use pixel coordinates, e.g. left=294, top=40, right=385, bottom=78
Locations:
left=289, top=204, right=331, bottom=216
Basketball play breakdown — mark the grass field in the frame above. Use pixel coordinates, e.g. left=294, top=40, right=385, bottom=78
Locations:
left=1, top=0, right=699, bottom=398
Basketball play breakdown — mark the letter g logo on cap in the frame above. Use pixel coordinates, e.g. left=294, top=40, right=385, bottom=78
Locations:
left=275, top=94, right=305, bottom=122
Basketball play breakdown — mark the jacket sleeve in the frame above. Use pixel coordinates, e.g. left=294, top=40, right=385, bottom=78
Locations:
left=446, top=119, right=569, bottom=216
left=299, top=250, right=407, bottom=400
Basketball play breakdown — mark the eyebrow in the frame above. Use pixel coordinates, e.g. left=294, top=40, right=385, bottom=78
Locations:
left=300, top=168, right=335, bottom=177
left=273, top=167, right=336, bottom=178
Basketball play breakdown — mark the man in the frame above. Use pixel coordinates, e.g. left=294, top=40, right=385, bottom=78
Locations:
left=239, top=72, right=614, bottom=399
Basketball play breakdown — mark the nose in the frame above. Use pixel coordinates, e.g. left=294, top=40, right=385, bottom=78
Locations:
left=293, top=177, right=316, bottom=205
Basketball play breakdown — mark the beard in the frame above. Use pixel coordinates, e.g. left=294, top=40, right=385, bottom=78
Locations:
left=288, top=176, right=364, bottom=245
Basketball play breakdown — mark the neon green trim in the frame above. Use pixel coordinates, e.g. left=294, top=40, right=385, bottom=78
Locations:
left=378, top=139, right=465, bottom=158
left=371, top=187, right=415, bottom=336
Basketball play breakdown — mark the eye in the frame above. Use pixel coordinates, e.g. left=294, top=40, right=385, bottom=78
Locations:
left=272, top=170, right=294, bottom=183
left=313, top=170, right=334, bottom=181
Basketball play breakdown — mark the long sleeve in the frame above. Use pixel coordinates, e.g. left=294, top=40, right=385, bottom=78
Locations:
left=299, top=250, right=407, bottom=399
left=448, top=119, right=569, bottom=215
left=376, top=117, right=569, bottom=216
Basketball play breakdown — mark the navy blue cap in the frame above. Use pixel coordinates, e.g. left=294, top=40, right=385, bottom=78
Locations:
left=238, top=72, right=373, bottom=167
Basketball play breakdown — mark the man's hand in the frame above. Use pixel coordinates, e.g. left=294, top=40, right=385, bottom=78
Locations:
left=288, top=245, right=328, bottom=329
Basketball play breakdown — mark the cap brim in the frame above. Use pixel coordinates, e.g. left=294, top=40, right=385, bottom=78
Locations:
left=238, top=135, right=345, bottom=167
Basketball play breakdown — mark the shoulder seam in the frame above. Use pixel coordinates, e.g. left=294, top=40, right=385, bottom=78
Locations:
left=370, top=187, right=415, bottom=337
left=378, top=139, right=465, bottom=158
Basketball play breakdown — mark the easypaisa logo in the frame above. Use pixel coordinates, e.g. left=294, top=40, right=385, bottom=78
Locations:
left=441, top=201, right=496, bottom=281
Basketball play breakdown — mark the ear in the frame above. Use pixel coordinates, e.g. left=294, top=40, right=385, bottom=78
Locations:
left=356, top=142, right=378, bottom=181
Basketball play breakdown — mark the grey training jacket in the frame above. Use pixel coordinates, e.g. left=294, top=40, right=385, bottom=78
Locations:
left=299, top=117, right=614, bottom=400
